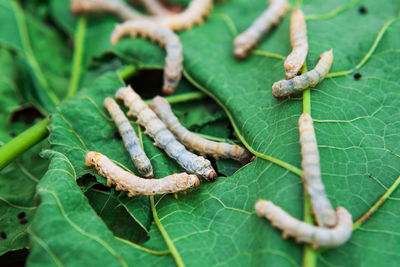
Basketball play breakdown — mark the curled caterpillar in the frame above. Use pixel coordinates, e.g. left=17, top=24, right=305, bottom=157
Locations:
left=233, top=0, right=289, bottom=59
left=116, top=86, right=217, bottom=181
left=104, top=97, right=153, bottom=178
left=299, top=113, right=336, bottom=227
left=111, top=20, right=183, bottom=95
left=284, top=9, right=308, bottom=79
left=149, top=96, right=253, bottom=164
left=86, top=151, right=200, bottom=196
left=160, top=0, right=213, bottom=31
left=71, top=0, right=145, bottom=20
left=139, top=0, right=172, bottom=15
left=255, top=200, right=353, bottom=249
left=272, top=49, right=333, bottom=98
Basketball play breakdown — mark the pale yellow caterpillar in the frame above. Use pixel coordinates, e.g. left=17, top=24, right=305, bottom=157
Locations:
left=139, top=0, right=172, bottom=16
left=71, top=0, right=145, bottom=20
left=104, top=97, right=153, bottom=178
left=272, top=49, right=333, bottom=98
left=86, top=151, right=200, bottom=196
left=111, top=20, right=183, bottom=95
left=115, top=86, right=217, bottom=181
left=159, top=0, right=213, bottom=31
left=284, top=9, right=308, bottom=79
left=255, top=200, right=353, bottom=249
left=149, top=96, right=253, bottom=164
left=299, top=113, right=336, bottom=227
left=233, top=0, right=290, bottom=59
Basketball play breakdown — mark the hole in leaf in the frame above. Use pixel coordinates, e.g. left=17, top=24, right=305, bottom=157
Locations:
left=17, top=212, right=26, bottom=219
left=19, top=218, right=28, bottom=225
left=124, top=69, right=165, bottom=99
left=1, top=232, right=6, bottom=239
left=353, top=73, right=362, bottom=80
left=358, top=6, right=367, bottom=14
left=10, top=106, right=44, bottom=124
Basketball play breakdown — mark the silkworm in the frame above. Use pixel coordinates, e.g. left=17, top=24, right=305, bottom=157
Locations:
left=299, top=113, right=336, bottom=227
left=115, top=86, right=217, bottom=180
left=149, top=96, right=253, bottom=164
left=111, top=20, right=183, bottom=95
left=139, top=0, right=172, bottom=16
left=104, top=97, right=153, bottom=178
left=86, top=151, right=200, bottom=196
left=255, top=200, right=353, bottom=249
left=71, top=0, right=145, bottom=20
left=160, top=0, right=213, bottom=31
left=284, top=9, right=308, bottom=79
left=272, top=49, right=333, bottom=98
left=233, top=0, right=290, bottom=59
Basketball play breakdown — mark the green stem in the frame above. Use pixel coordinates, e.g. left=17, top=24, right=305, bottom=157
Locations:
left=67, top=16, right=87, bottom=98
left=11, top=1, right=59, bottom=106
left=117, top=65, right=137, bottom=82
left=115, top=236, right=170, bottom=256
left=305, top=0, right=358, bottom=21
left=0, top=118, right=49, bottom=170
left=150, top=196, right=185, bottom=267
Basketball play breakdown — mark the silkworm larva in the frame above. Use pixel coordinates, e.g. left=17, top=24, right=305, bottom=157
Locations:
left=104, top=97, right=153, bottom=178
left=111, top=20, right=183, bottom=95
left=255, top=200, right=353, bottom=249
left=86, top=151, right=200, bottom=196
left=272, top=49, right=333, bottom=98
left=115, top=86, right=217, bottom=181
left=71, top=0, right=145, bottom=21
left=149, top=96, right=253, bottom=164
left=233, top=0, right=290, bottom=59
left=160, top=0, right=213, bottom=31
left=299, top=113, right=336, bottom=227
left=139, top=0, right=172, bottom=16
left=284, top=9, right=308, bottom=79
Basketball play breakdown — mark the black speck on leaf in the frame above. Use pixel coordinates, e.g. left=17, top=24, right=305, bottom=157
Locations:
left=358, top=6, right=367, bottom=14
left=17, top=212, right=26, bottom=219
left=354, top=73, right=362, bottom=80
left=19, top=218, right=28, bottom=225
left=114, top=132, right=122, bottom=140
left=1, top=232, right=6, bottom=239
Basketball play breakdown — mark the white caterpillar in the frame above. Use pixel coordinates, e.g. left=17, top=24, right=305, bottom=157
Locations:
left=299, top=113, right=336, bottom=227
left=255, top=200, right=353, bottom=249
left=116, top=86, right=217, bottom=180
left=159, top=0, right=213, bottom=31
left=104, top=97, right=153, bottom=178
left=86, top=151, right=200, bottom=196
left=71, top=0, right=145, bottom=20
left=111, top=20, right=183, bottom=95
left=272, top=49, right=333, bottom=97
left=233, top=0, right=290, bottom=59
left=284, top=9, right=308, bottom=79
left=149, top=96, right=253, bottom=164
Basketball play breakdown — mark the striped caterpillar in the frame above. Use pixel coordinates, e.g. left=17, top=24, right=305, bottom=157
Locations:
left=299, top=113, right=336, bottom=227
left=255, top=200, right=353, bottom=249
left=111, top=20, right=183, bottom=95
left=71, top=0, right=145, bottom=20
left=115, top=86, right=217, bottom=181
left=86, top=151, right=200, bottom=196
left=284, top=9, right=308, bottom=79
left=233, top=0, right=290, bottom=59
left=104, top=97, right=153, bottom=178
left=149, top=96, right=253, bottom=164
left=272, top=49, right=333, bottom=98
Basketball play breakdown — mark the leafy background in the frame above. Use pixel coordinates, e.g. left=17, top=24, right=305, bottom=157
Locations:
left=1, top=0, right=400, bottom=266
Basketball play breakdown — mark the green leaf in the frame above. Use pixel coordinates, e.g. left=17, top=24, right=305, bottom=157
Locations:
left=27, top=0, right=400, bottom=265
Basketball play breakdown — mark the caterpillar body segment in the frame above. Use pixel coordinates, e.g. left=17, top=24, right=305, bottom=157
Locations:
left=86, top=152, right=200, bottom=196
left=272, top=49, right=333, bottom=97
left=255, top=200, right=353, bottom=249
left=299, top=113, right=336, bottom=227
left=104, top=97, right=153, bottom=178
left=149, top=96, right=253, bottom=164
left=284, top=9, right=308, bottom=79
left=115, top=86, right=217, bottom=180
left=111, top=20, right=183, bottom=95
left=71, top=0, right=145, bottom=20
left=233, top=0, right=290, bottom=59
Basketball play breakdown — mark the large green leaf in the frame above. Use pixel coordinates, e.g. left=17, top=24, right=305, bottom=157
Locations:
left=25, top=0, right=400, bottom=266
